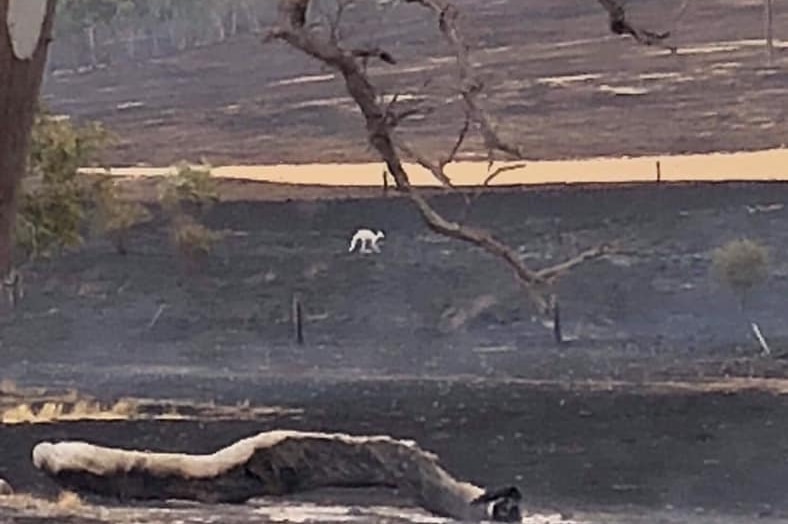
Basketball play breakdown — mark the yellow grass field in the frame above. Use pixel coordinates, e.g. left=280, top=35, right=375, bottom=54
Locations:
left=83, top=148, right=788, bottom=187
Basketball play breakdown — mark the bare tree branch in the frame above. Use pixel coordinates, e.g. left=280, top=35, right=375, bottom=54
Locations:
left=352, top=47, right=397, bottom=65
left=483, top=162, right=527, bottom=187
left=444, top=113, right=471, bottom=166
left=536, top=244, right=614, bottom=282
left=596, top=0, right=676, bottom=50
left=391, top=109, right=468, bottom=189
left=458, top=162, right=526, bottom=224
left=404, top=0, right=525, bottom=161
left=395, top=138, right=457, bottom=188
left=267, top=0, right=612, bottom=314
left=325, top=0, right=356, bottom=44
left=278, top=0, right=310, bottom=29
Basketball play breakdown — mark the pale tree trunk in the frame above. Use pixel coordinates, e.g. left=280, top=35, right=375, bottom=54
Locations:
left=212, top=9, right=226, bottom=42
left=0, top=0, right=58, bottom=278
left=242, top=1, right=259, bottom=33
left=129, top=30, right=137, bottom=59
left=229, top=4, right=238, bottom=37
left=167, top=20, right=177, bottom=47
left=85, top=23, right=97, bottom=67
left=150, top=27, right=160, bottom=56
left=764, top=0, right=774, bottom=63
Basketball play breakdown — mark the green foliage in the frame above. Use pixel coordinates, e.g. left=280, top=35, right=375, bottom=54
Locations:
left=17, top=110, right=110, bottom=260
left=92, top=178, right=152, bottom=255
left=712, top=238, right=769, bottom=305
left=157, top=161, right=222, bottom=262
left=170, top=214, right=222, bottom=258
left=158, top=161, right=219, bottom=214
left=28, top=111, right=109, bottom=182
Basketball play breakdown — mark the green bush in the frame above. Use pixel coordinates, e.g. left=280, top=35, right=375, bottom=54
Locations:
left=157, top=161, right=222, bottom=263
left=712, top=238, right=769, bottom=306
left=91, top=178, right=152, bottom=254
left=17, top=109, right=111, bottom=259
left=170, top=214, right=222, bottom=258
left=157, top=161, right=218, bottom=214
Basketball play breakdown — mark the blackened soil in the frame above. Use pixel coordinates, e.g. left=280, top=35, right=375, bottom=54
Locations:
left=1, top=378, right=787, bottom=520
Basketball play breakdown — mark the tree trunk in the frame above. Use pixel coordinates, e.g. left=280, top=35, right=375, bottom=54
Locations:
left=0, top=0, right=58, bottom=278
left=229, top=3, right=238, bottom=36
left=764, top=0, right=774, bottom=62
left=125, top=29, right=136, bottom=60
left=85, top=24, right=97, bottom=67
left=150, top=27, right=160, bottom=56
left=242, top=1, right=259, bottom=33
left=212, top=10, right=226, bottom=42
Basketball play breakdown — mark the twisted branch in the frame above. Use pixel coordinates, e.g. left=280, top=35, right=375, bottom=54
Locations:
left=595, top=0, right=676, bottom=50
left=266, top=0, right=612, bottom=313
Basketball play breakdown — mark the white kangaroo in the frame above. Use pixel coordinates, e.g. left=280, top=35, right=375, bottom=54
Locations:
left=348, top=228, right=385, bottom=254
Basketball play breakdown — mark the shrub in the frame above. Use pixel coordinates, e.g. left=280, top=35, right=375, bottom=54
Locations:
left=91, top=178, right=152, bottom=254
left=712, top=238, right=769, bottom=306
left=158, top=161, right=218, bottom=214
left=157, top=161, right=222, bottom=265
left=170, top=214, right=222, bottom=259
left=17, top=109, right=110, bottom=259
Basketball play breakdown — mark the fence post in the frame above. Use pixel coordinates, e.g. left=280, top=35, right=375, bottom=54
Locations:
left=292, top=293, right=304, bottom=345
left=551, top=294, right=563, bottom=346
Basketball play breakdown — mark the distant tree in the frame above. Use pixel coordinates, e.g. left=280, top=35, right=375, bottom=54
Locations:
left=49, top=0, right=271, bottom=68
left=712, top=237, right=772, bottom=354
left=56, top=0, right=118, bottom=67
left=712, top=238, right=769, bottom=310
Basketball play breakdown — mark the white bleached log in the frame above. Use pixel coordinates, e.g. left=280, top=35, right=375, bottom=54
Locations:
left=33, top=430, right=523, bottom=521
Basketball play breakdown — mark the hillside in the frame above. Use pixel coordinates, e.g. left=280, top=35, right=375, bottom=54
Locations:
left=41, top=0, right=788, bottom=166
left=5, top=179, right=788, bottom=522
left=4, top=180, right=788, bottom=385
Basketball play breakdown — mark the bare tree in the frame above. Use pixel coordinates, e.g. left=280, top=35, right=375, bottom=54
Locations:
left=0, top=0, right=58, bottom=284
left=264, top=0, right=661, bottom=314
left=596, top=0, right=674, bottom=50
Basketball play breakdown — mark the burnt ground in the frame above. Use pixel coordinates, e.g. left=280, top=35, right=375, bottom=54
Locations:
left=4, top=181, right=788, bottom=382
left=2, top=181, right=788, bottom=522
left=7, top=0, right=788, bottom=521
left=1, top=379, right=788, bottom=523
left=41, top=0, right=788, bottom=166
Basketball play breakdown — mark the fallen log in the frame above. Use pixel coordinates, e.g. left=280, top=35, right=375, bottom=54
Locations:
left=0, top=477, right=12, bottom=495
left=33, top=430, right=522, bottom=522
